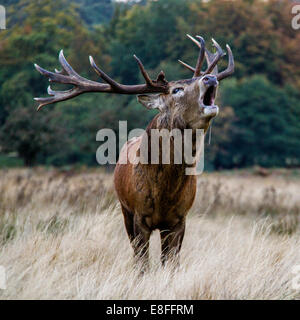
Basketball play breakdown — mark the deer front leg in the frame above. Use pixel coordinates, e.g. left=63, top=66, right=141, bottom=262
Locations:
left=160, top=219, right=186, bottom=268
left=132, top=214, right=151, bottom=273
left=121, top=205, right=135, bottom=243
left=121, top=206, right=150, bottom=272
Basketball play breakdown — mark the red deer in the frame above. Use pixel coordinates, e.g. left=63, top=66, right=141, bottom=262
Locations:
left=34, top=34, right=234, bottom=271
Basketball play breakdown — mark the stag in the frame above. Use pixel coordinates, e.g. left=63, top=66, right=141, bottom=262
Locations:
left=34, top=34, right=234, bottom=271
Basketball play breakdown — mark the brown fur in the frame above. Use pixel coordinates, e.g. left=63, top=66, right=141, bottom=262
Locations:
left=114, top=121, right=195, bottom=268
left=114, top=77, right=218, bottom=270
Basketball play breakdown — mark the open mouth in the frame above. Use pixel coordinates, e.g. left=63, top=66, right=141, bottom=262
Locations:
left=199, top=83, right=219, bottom=117
left=203, top=85, right=217, bottom=106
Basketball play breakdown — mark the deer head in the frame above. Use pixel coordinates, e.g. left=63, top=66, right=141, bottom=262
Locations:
left=137, top=36, right=234, bottom=131
left=34, top=34, right=234, bottom=131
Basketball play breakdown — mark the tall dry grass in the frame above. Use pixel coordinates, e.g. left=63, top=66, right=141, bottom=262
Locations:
left=0, top=168, right=300, bottom=299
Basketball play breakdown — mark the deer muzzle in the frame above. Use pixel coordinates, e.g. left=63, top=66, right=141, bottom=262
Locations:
left=198, top=76, right=219, bottom=117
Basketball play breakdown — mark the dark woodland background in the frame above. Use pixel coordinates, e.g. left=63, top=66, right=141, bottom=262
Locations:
left=0, top=0, right=299, bottom=170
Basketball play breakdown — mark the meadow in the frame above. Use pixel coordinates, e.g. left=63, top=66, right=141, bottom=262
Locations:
left=0, top=167, right=299, bottom=299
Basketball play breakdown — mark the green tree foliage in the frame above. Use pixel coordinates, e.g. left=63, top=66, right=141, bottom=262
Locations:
left=74, top=0, right=114, bottom=26
left=0, top=107, right=67, bottom=166
left=0, top=0, right=105, bottom=165
left=185, top=0, right=300, bottom=88
left=219, top=76, right=300, bottom=168
left=107, top=0, right=192, bottom=83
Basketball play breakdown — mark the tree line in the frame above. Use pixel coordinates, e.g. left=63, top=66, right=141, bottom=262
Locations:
left=0, top=0, right=299, bottom=169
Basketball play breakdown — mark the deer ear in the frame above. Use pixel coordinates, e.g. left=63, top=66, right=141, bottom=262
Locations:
left=137, top=94, right=162, bottom=110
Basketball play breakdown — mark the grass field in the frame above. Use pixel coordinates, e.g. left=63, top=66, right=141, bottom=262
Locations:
left=0, top=168, right=300, bottom=299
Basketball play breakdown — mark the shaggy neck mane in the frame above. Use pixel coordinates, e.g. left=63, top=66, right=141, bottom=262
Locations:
left=156, top=110, right=186, bottom=131
left=137, top=113, right=199, bottom=171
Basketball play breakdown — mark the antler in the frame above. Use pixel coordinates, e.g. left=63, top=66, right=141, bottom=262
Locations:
left=34, top=50, right=169, bottom=110
left=214, top=44, right=234, bottom=81
left=204, top=47, right=218, bottom=76
left=178, top=34, right=234, bottom=80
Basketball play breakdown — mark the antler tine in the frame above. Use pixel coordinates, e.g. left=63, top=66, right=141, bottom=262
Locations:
left=89, top=55, right=123, bottom=91
left=178, top=59, right=195, bottom=73
left=34, top=63, right=77, bottom=86
left=156, top=70, right=168, bottom=85
left=179, top=34, right=205, bottom=77
left=58, top=50, right=80, bottom=77
left=216, top=44, right=234, bottom=81
left=133, top=55, right=153, bottom=85
left=202, top=38, right=225, bottom=76
left=193, top=35, right=205, bottom=77
left=205, top=48, right=218, bottom=76
left=186, top=34, right=201, bottom=47
left=34, top=86, right=82, bottom=111
left=54, top=68, right=64, bottom=74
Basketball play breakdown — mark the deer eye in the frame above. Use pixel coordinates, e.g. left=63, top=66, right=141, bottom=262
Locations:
left=172, top=87, right=184, bottom=94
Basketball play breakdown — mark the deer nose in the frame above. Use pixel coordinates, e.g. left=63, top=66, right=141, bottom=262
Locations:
left=203, top=76, right=218, bottom=87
